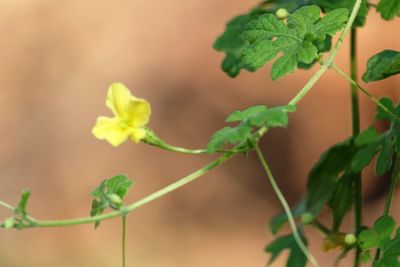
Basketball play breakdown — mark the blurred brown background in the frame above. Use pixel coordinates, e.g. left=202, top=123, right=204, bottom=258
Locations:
left=0, top=1, right=399, bottom=266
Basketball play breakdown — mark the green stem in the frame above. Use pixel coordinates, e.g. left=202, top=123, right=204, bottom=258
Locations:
left=0, top=200, right=15, bottom=211
left=22, top=152, right=235, bottom=228
left=144, top=129, right=235, bottom=154
left=254, top=144, right=320, bottom=267
left=350, top=27, right=362, bottom=267
left=289, top=0, right=363, bottom=106
left=0, top=0, right=363, bottom=230
left=331, top=64, right=399, bottom=119
left=122, top=215, right=127, bottom=267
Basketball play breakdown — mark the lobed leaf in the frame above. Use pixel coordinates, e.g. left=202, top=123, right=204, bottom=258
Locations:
left=90, top=175, right=134, bottom=228
left=213, top=0, right=314, bottom=78
left=242, top=5, right=348, bottom=80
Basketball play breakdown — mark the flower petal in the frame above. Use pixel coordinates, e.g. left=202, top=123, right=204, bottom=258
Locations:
left=92, top=116, right=130, bottom=147
left=106, top=83, right=135, bottom=118
left=127, top=99, right=151, bottom=127
left=130, top=128, right=147, bottom=143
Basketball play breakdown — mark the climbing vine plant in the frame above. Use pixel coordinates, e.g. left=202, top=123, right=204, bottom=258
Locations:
left=1, top=0, right=400, bottom=266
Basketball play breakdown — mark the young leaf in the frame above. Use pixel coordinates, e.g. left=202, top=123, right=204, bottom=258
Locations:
left=377, top=0, right=400, bottom=20
left=208, top=104, right=295, bottom=153
left=312, top=0, right=369, bottom=27
left=90, top=175, right=134, bottom=228
left=242, top=5, right=348, bottom=80
left=16, top=188, right=31, bottom=216
left=362, top=50, right=400, bottom=83
left=266, top=234, right=308, bottom=267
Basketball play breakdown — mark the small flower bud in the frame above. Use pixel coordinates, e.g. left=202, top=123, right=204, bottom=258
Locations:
left=4, top=217, right=15, bottom=229
left=276, top=8, right=289, bottom=20
left=301, top=213, right=314, bottom=224
left=344, top=233, right=357, bottom=245
left=107, top=193, right=123, bottom=206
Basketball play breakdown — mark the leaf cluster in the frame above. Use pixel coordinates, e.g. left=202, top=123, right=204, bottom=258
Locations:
left=214, top=0, right=312, bottom=78
left=359, top=216, right=400, bottom=266
left=207, top=105, right=296, bottom=153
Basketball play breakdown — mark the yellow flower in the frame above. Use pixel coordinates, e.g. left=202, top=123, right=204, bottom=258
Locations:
left=92, top=83, right=151, bottom=147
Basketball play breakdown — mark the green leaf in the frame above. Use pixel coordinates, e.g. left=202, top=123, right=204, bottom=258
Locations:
left=355, top=127, right=381, bottom=146
left=90, top=175, right=134, bottom=228
left=242, top=5, right=348, bottom=80
left=312, top=0, right=369, bottom=27
left=328, top=173, right=354, bottom=231
left=306, top=139, right=357, bottom=215
left=351, top=141, right=381, bottom=173
left=359, top=216, right=395, bottom=250
left=359, top=216, right=400, bottom=266
left=362, top=50, right=400, bottom=83
left=375, top=136, right=394, bottom=176
left=213, top=0, right=312, bottom=78
left=226, top=105, right=267, bottom=122
left=351, top=127, right=383, bottom=172
left=248, top=105, right=296, bottom=127
left=266, top=234, right=308, bottom=267
left=352, top=120, right=400, bottom=176
left=377, top=0, right=400, bottom=20
left=207, top=124, right=252, bottom=153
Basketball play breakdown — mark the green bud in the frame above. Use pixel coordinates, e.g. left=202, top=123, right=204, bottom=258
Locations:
left=344, top=233, right=357, bottom=245
left=276, top=8, right=289, bottom=20
left=4, top=217, right=15, bottom=229
left=107, top=193, right=123, bottom=206
left=301, top=213, right=314, bottom=224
